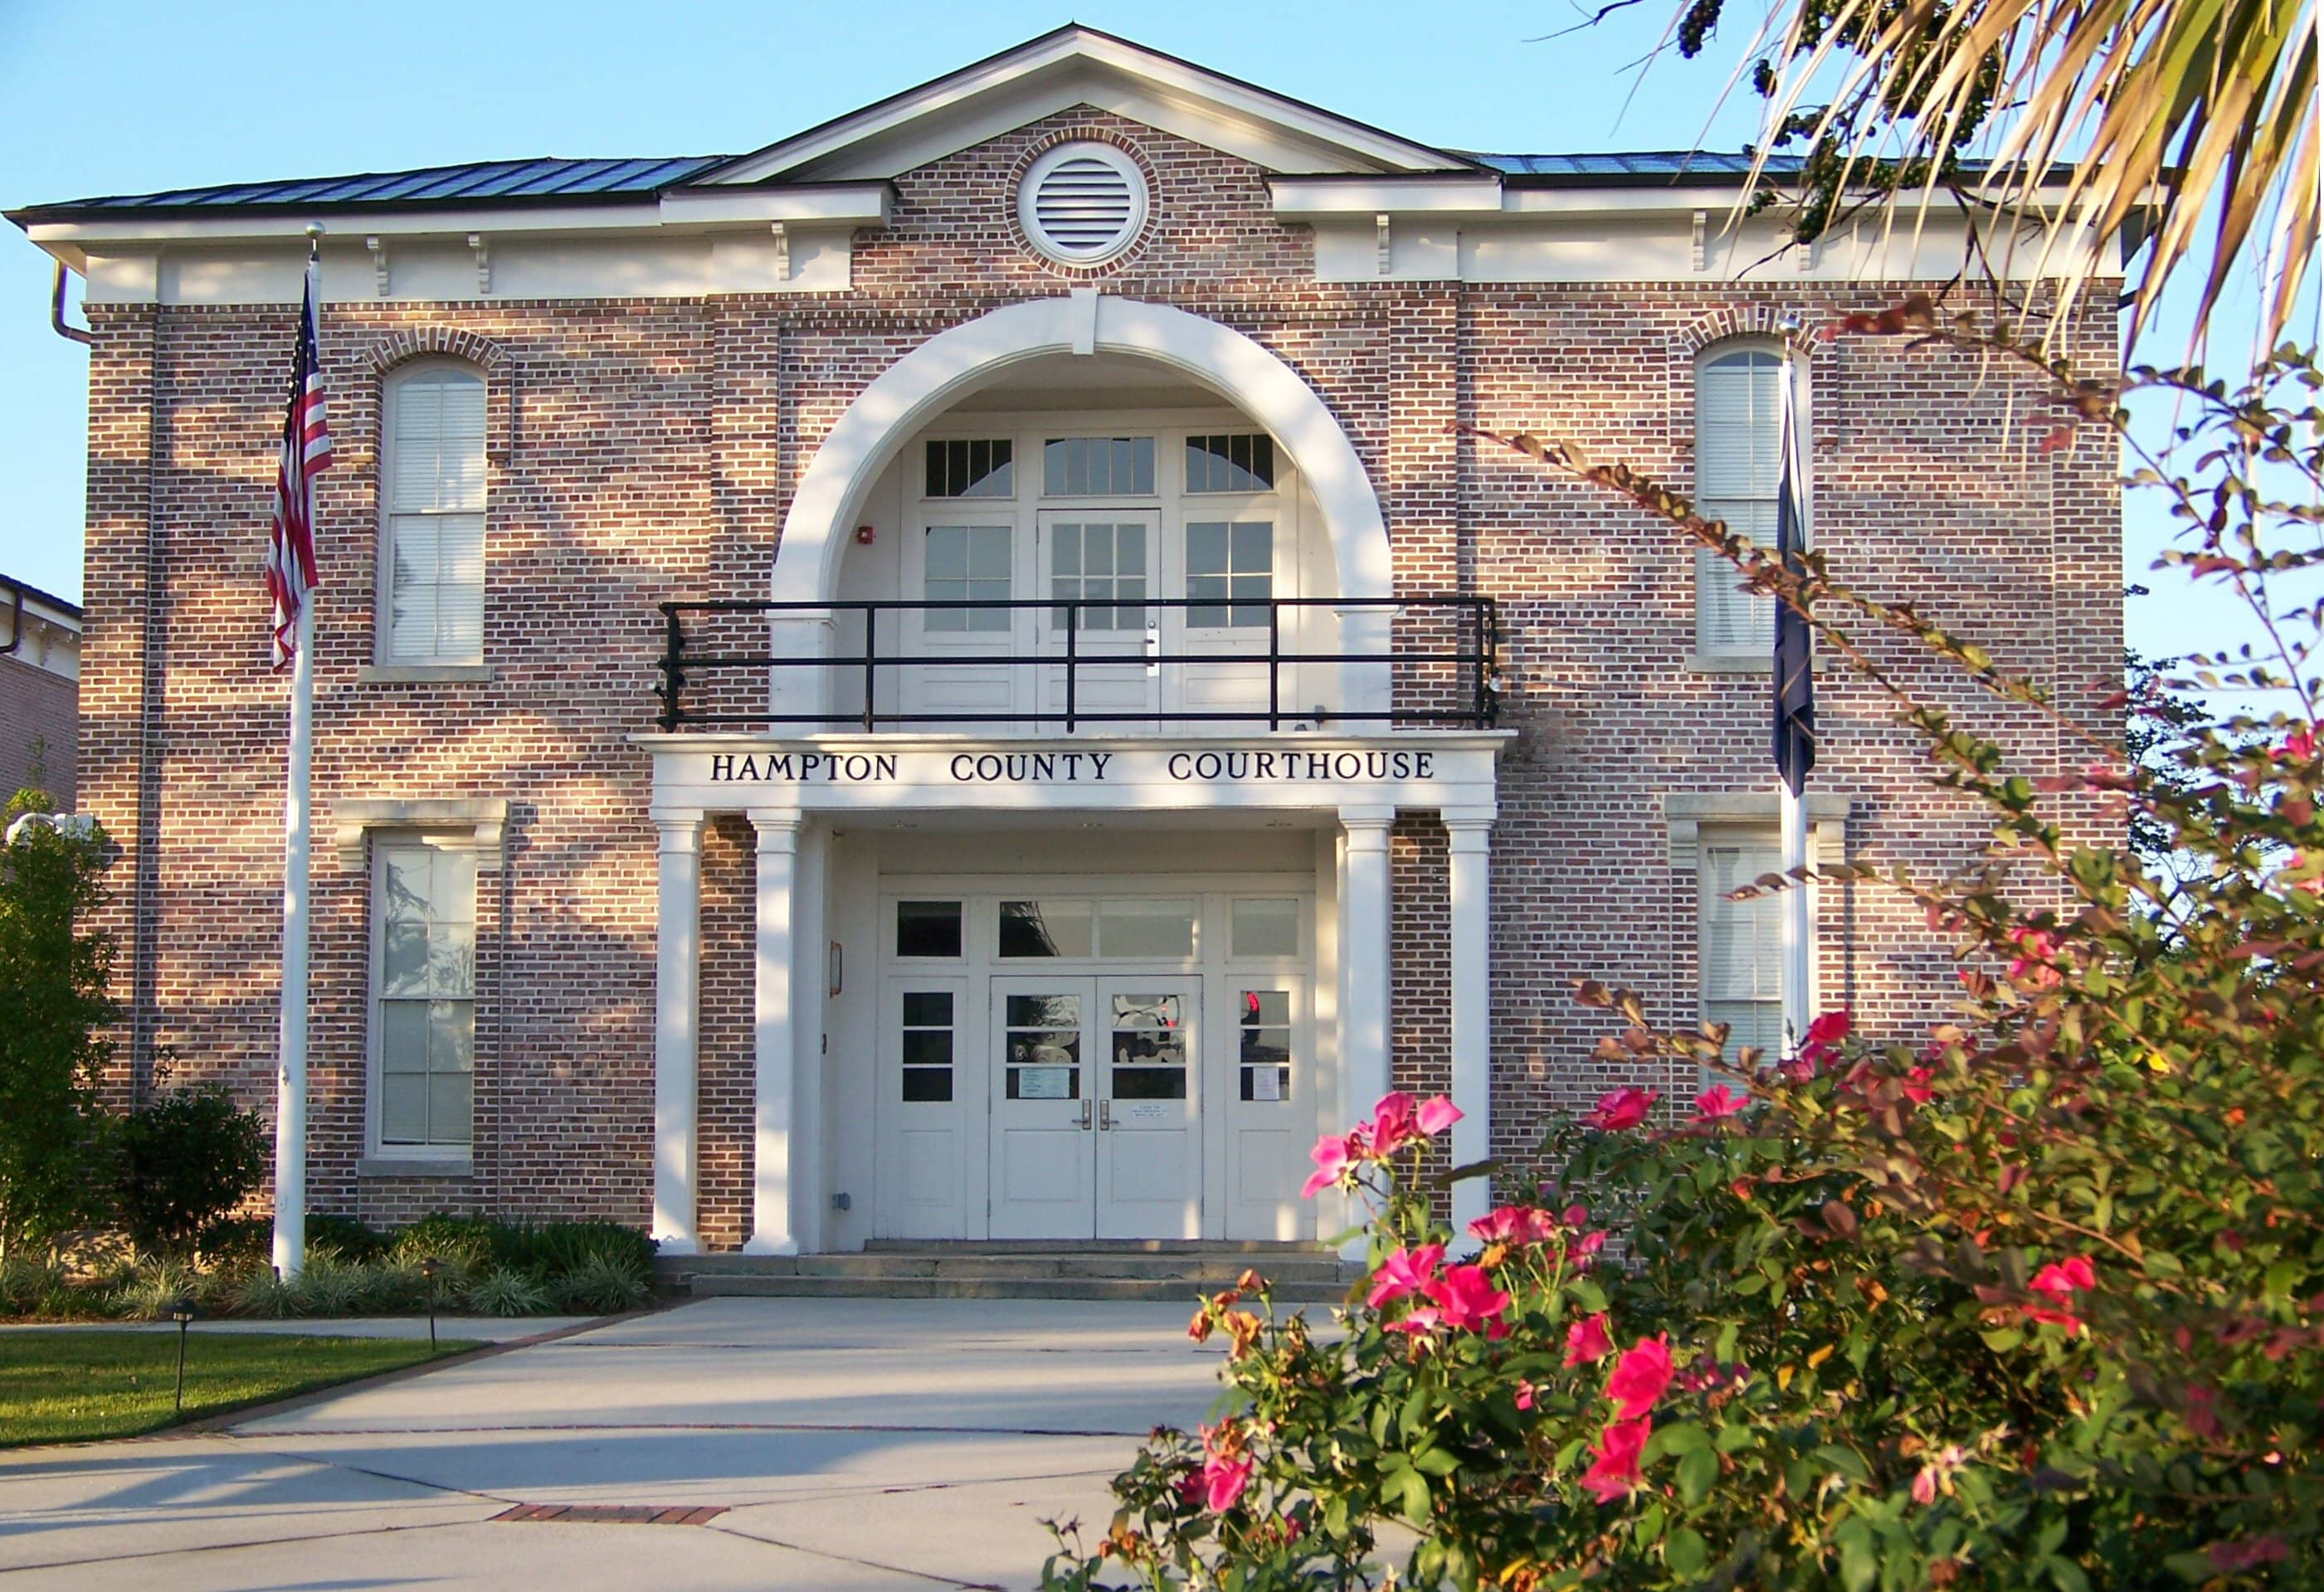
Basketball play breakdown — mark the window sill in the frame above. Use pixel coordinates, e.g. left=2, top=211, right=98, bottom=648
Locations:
left=1686, top=652, right=1829, bottom=676
left=358, top=664, right=495, bottom=684
left=358, top=1155, right=473, bottom=1179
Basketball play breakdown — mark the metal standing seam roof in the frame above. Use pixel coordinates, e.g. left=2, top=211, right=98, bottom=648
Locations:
left=1469, top=152, right=1808, bottom=180
left=17, top=148, right=1937, bottom=221
left=19, top=156, right=729, bottom=217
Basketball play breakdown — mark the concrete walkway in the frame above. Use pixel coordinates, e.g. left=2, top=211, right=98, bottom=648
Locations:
left=0, top=1296, right=1244, bottom=1590
left=0, top=1314, right=594, bottom=1342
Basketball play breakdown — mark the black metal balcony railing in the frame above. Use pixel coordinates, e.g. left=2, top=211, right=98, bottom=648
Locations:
left=654, top=595, right=1501, bottom=733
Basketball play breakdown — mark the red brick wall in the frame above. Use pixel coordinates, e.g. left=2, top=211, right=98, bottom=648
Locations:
left=74, top=107, right=2120, bottom=1234
left=0, top=655, right=76, bottom=806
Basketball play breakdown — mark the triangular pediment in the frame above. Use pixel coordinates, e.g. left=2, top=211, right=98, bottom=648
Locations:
left=693, top=26, right=1475, bottom=187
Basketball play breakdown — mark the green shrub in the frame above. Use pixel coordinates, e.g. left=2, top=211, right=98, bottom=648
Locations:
left=509, top=1219, right=655, bottom=1280
left=289, top=1254, right=366, bottom=1316
left=552, top=1250, right=649, bottom=1314
left=304, top=1211, right=387, bottom=1263
left=113, top=1084, right=266, bottom=1257
left=464, top=1266, right=553, bottom=1317
left=0, top=806, right=116, bottom=1259
left=109, top=1255, right=202, bottom=1322
left=388, top=1212, right=499, bottom=1270
left=0, top=1254, right=69, bottom=1318
left=196, top=1213, right=270, bottom=1265
left=230, top=1264, right=296, bottom=1319
left=357, top=1263, right=429, bottom=1313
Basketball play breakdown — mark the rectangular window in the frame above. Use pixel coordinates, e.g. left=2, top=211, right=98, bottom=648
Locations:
left=1005, top=993, right=1081, bottom=1100
left=1185, top=433, right=1275, bottom=493
left=1238, top=988, right=1292, bottom=1101
left=923, top=524, right=1012, bottom=632
left=899, top=991, right=954, bottom=1103
left=1186, top=521, right=1273, bottom=628
left=925, top=438, right=1014, bottom=499
left=386, top=372, right=487, bottom=663
left=373, top=840, right=475, bottom=1149
left=895, top=900, right=963, bottom=959
left=1695, top=351, right=1785, bottom=655
left=1230, top=898, right=1298, bottom=957
left=1043, top=436, right=1155, bottom=497
left=1701, top=836, right=1786, bottom=1060
left=998, top=899, right=1095, bottom=958
left=1098, top=898, right=1196, bottom=958
left=1049, top=520, right=1148, bottom=631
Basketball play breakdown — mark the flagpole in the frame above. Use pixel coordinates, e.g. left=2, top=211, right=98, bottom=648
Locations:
left=272, top=599, right=312, bottom=1278
left=270, top=223, right=324, bottom=1280
left=1776, top=319, right=1813, bottom=1054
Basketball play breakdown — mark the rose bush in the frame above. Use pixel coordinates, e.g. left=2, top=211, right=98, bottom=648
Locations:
left=1038, top=346, right=2324, bottom=1590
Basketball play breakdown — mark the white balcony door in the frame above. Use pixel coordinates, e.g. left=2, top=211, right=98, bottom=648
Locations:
left=903, top=519, right=1023, bottom=726
left=1173, top=514, right=1283, bottom=729
left=1036, top=511, right=1158, bottom=730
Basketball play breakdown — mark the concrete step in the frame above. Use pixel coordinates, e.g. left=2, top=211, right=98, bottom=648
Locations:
left=658, top=1244, right=1357, bottom=1303
left=861, top=1238, right=1323, bottom=1255
left=684, top=1272, right=1352, bottom=1304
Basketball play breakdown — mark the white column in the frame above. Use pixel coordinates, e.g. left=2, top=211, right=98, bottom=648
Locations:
left=1445, top=811, right=1494, bottom=1250
left=651, top=810, right=704, bottom=1256
left=745, top=810, right=802, bottom=1255
left=1339, top=808, right=1394, bottom=1259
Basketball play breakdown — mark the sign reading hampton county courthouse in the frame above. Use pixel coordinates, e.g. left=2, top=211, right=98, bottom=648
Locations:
left=646, top=735, right=1510, bottom=815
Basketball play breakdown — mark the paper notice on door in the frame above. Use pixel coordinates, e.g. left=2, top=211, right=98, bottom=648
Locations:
left=1126, top=1102, right=1170, bottom=1122
left=1252, top=1067, right=1282, bottom=1102
left=1017, top=1067, right=1074, bottom=1100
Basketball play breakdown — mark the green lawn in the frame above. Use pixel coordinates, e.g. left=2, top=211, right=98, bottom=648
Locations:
left=0, top=1332, right=480, bottom=1446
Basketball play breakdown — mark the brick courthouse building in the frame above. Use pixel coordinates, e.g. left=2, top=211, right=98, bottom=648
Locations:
left=11, top=28, right=2117, bottom=1257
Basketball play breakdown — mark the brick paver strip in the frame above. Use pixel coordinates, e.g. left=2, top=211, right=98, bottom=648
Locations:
left=491, top=1503, right=729, bottom=1525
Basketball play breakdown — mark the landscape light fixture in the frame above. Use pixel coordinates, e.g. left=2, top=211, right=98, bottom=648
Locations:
left=419, top=1258, right=443, bottom=1351
left=167, top=1297, right=198, bottom=1418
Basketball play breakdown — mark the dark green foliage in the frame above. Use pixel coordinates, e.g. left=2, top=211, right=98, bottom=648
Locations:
left=114, top=1084, right=266, bottom=1256
left=0, top=809, right=118, bottom=1258
left=304, top=1210, right=389, bottom=1263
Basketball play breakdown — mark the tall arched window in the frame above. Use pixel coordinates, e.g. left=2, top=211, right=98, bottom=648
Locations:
left=1693, top=343, right=1793, bottom=658
left=380, top=363, right=486, bottom=663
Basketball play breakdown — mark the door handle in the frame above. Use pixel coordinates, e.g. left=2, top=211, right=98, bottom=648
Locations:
left=1078, top=1098, right=1093, bottom=1131
left=1099, top=1100, right=1113, bottom=1131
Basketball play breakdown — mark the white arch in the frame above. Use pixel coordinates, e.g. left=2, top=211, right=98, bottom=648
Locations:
left=769, top=293, right=1391, bottom=605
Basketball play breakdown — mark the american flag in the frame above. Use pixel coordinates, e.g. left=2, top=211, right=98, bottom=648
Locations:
left=266, top=250, right=333, bottom=669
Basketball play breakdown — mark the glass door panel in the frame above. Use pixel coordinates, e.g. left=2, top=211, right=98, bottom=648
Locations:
left=1039, top=510, right=1158, bottom=728
left=988, top=979, right=1096, bottom=1239
left=1096, top=977, right=1201, bottom=1239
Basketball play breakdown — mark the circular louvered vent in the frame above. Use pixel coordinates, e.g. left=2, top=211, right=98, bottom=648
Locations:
left=1017, top=143, right=1147, bottom=267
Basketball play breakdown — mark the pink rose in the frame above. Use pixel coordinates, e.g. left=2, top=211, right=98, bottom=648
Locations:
left=1415, top=1095, right=1463, bottom=1136
left=1604, top=1335, right=1675, bottom=1419
left=1564, top=1312, right=1615, bottom=1367
left=1425, top=1263, right=1512, bottom=1336
left=1201, top=1449, right=1253, bottom=1512
left=2030, top=1255, right=2097, bottom=1297
left=1580, top=1416, right=1650, bottom=1502
left=1367, top=1092, right=1420, bottom=1155
left=1586, top=1086, right=1658, bottom=1131
left=1693, top=1084, right=1747, bottom=1122
left=1299, top=1132, right=1358, bottom=1200
left=1366, top=1244, right=1443, bottom=1310
left=1468, top=1205, right=1558, bottom=1246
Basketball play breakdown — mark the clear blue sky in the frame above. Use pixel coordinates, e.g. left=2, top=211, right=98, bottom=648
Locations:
left=0, top=0, right=2210, bottom=670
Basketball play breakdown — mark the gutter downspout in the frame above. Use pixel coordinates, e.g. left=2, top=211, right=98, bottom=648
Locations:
left=50, top=262, right=92, bottom=345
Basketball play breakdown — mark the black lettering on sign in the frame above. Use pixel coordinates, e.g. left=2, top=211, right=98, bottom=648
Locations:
left=708, top=751, right=897, bottom=783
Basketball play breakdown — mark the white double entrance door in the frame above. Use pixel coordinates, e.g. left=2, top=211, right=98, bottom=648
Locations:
left=990, top=975, right=1201, bottom=1239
